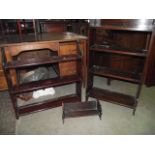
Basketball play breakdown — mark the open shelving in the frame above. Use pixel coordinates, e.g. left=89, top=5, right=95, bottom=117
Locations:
left=2, top=40, right=83, bottom=118
left=87, top=20, right=154, bottom=115
left=88, top=87, right=137, bottom=108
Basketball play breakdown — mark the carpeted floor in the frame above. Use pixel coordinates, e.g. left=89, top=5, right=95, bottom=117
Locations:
left=0, top=76, right=155, bottom=135
left=0, top=91, right=16, bottom=134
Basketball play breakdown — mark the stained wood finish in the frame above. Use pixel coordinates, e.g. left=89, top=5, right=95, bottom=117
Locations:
left=6, top=54, right=82, bottom=69
left=1, top=32, right=87, bottom=118
left=59, top=42, right=78, bottom=76
left=62, top=100, right=102, bottom=123
left=145, top=25, right=155, bottom=86
left=91, top=65, right=141, bottom=84
left=19, top=94, right=80, bottom=116
left=11, top=75, right=81, bottom=94
left=0, top=50, right=8, bottom=90
left=87, top=87, right=137, bottom=108
left=0, top=32, right=87, bottom=47
left=39, top=21, right=66, bottom=33
left=90, top=43, right=147, bottom=57
left=95, top=19, right=154, bottom=32
left=0, top=32, right=87, bottom=88
left=87, top=19, right=155, bottom=114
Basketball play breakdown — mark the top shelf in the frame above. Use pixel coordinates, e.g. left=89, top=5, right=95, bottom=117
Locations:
left=90, top=25, right=153, bottom=32
left=6, top=54, right=82, bottom=69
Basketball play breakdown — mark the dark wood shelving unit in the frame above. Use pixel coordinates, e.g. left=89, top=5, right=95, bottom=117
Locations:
left=1, top=33, right=87, bottom=119
left=87, top=19, right=155, bottom=115
left=62, top=100, right=102, bottom=123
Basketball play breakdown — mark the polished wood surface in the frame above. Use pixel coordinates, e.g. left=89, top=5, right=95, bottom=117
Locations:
left=0, top=32, right=87, bottom=47
left=90, top=19, right=154, bottom=32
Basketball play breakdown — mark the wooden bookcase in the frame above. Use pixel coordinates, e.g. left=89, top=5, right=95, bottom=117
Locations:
left=1, top=32, right=87, bottom=119
left=86, top=19, right=155, bottom=114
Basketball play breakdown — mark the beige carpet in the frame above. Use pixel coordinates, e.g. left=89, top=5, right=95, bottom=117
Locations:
left=0, top=91, right=16, bottom=134
left=1, top=76, right=155, bottom=134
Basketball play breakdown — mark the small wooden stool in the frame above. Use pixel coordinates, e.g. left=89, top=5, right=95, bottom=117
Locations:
left=62, top=100, right=102, bottom=124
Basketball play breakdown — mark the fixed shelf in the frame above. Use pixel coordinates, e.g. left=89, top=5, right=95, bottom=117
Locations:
left=90, top=65, right=141, bottom=84
left=88, top=87, right=137, bottom=108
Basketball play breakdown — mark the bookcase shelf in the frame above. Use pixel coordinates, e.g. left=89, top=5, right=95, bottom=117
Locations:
left=90, top=65, right=141, bottom=84
left=90, top=43, right=147, bottom=57
left=88, top=87, right=137, bottom=108
left=11, top=75, right=81, bottom=94
left=6, top=54, right=82, bottom=69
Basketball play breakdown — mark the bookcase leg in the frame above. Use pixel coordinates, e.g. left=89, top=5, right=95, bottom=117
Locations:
left=9, top=93, right=19, bottom=119
left=97, top=100, right=102, bottom=120
left=62, top=102, right=65, bottom=124
left=86, top=95, right=89, bottom=101
left=76, top=81, right=82, bottom=101
left=132, top=108, right=136, bottom=116
left=62, top=113, right=65, bottom=124
left=132, top=103, right=137, bottom=116
left=107, top=78, right=111, bottom=86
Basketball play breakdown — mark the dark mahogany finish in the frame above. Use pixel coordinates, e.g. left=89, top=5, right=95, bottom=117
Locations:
left=87, top=19, right=155, bottom=114
left=88, top=87, right=137, bottom=108
left=62, top=100, right=102, bottom=123
left=1, top=32, right=87, bottom=119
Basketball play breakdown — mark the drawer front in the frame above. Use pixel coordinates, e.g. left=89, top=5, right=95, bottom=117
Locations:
left=59, top=42, right=77, bottom=77
left=0, top=71, right=8, bottom=91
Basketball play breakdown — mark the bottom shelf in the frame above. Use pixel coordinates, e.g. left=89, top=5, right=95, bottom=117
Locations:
left=88, top=87, right=137, bottom=108
left=18, top=94, right=80, bottom=116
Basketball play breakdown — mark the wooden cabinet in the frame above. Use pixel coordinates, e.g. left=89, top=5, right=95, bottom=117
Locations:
left=87, top=19, right=155, bottom=114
